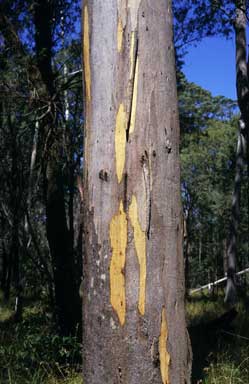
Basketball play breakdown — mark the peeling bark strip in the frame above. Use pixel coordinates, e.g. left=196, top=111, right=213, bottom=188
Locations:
left=128, top=56, right=139, bottom=136
left=82, top=1, right=191, bottom=382
left=129, top=195, right=146, bottom=315
left=110, top=201, right=127, bottom=325
left=117, top=17, right=123, bottom=52
left=127, top=56, right=138, bottom=137
left=159, top=308, right=170, bottom=384
left=129, top=32, right=137, bottom=79
left=127, top=32, right=139, bottom=140
left=110, top=195, right=146, bottom=321
left=115, top=104, right=127, bottom=183
left=83, top=5, right=91, bottom=102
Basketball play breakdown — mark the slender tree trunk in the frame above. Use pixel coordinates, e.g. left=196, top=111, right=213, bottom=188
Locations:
left=0, top=242, right=7, bottom=292
left=223, top=238, right=228, bottom=275
left=33, top=0, right=80, bottom=335
left=225, top=1, right=248, bottom=303
left=4, top=262, right=12, bottom=302
left=225, top=125, right=246, bottom=302
left=183, top=214, right=190, bottom=293
left=198, top=234, right=202, bottom=270
left=45, top=160, right=80, bottom=334
left=82, top=1, right=192, bottom=382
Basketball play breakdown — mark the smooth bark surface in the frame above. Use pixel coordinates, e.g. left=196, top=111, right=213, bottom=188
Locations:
left=225, top=0, right=248, bottom=303
left=82, top=1, right=191, bottom=383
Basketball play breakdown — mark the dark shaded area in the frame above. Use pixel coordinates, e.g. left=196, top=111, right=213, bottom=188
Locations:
left=0, top=298, right=82, bottom=383
left=189, top=308, right=238, bottom=383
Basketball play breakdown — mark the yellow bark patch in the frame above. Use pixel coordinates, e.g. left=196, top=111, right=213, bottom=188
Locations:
left=129, top=58, right=139, bottom=134
left=117, top=17, right=123, bottom=52
left=129, top=195, right=146, bottom=315
left=115, top=104, right=127, bottom=183
left=83, top=5, right=91, bottom=102
left=159, top=308, right=171, bottom=384
left=110, top=201, right=127, bottom=326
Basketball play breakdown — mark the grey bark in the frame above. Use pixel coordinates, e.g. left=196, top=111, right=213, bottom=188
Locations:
left=225, top=0, right=248, bottom=304
left=82, top=1, right=192, bottom=383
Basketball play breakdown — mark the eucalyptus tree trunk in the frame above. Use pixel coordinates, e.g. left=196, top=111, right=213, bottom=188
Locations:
left=82, top=1, right=192, bottom=383
left=225, top=0, right=248, bottom=304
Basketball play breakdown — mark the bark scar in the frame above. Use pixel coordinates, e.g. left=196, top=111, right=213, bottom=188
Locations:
left=159, top=307, right=170, bottom=384
left=126, top=33, right=139, bottom=142
left=147, top=197, right=152, bottom=240
left=141, top=150, right=152, bottom=239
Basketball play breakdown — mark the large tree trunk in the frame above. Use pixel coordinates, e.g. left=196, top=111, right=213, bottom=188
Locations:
left=82, top=1, right=192, bottom=383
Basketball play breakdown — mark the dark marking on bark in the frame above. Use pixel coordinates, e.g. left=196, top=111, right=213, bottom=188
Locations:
left=141, top=150, right=152, bottom=239
left=123, top=172, right=128, bottom=212
left=152, top=150, right=156, bottom=157
left=140, top=155, right=145, bottom=166
left=118, top=366, right=122, bottom=383
left=99, top=169, right=109, bottom=181
left=150, top=337, right=160, bottom=366
left=165, top=139, right=172, bottom=153
left=126, top=35, right=139, bottom=142
left=147, top=197, right=152, bottom=239
left=140, top=149, right=149, bottom=166
left=138, top=316, right=149, bottom=338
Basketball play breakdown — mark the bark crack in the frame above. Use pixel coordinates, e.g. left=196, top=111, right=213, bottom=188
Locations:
left=123, top=172, right=128, bottom=212
left=126, top=34, right=139, bottom=142
left=141, top=150, right=152, bottom=239
left=147, top=197, right=152, bottom=240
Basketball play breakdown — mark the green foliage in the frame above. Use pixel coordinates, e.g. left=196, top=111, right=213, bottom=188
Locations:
left=186, top=291, right=227, bottom=325
left=179, top=76, right=249, bottom=288
left=178, top=72, right=237, bottom=143
left=173, top=0, right=236, bottom=67
left=0, top=0, right=83, bottom=332
left=0, top=299, right=82, bottom=384
left=203, top=351, right=249, bottom=384
left=181, top=117, right=239, bottom=286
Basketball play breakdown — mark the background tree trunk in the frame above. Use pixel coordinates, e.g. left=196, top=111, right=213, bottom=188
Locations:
left=225, top=0, right=248, bottom=304
left=33, top=0, right=80, bottom=335
left=82, top=1, right=192, bottom=383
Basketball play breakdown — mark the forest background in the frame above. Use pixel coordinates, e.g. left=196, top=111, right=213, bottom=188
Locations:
left=0, top=0, right=248, bottom=383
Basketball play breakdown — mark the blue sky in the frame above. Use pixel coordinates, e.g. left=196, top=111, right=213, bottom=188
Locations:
left=182, top=37, right=237, bottom=100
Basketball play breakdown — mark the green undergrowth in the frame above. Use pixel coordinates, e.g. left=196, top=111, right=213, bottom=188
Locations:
left=187, top=291, right=249, bottom=383
left=0, top=294, right=82, bottom=384
left=186, top=290, right=227, bottom=326
left=1, top=290, right=249, bottom=383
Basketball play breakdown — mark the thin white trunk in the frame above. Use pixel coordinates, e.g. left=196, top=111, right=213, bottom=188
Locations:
left=191, top=267, right=249, bottom=294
